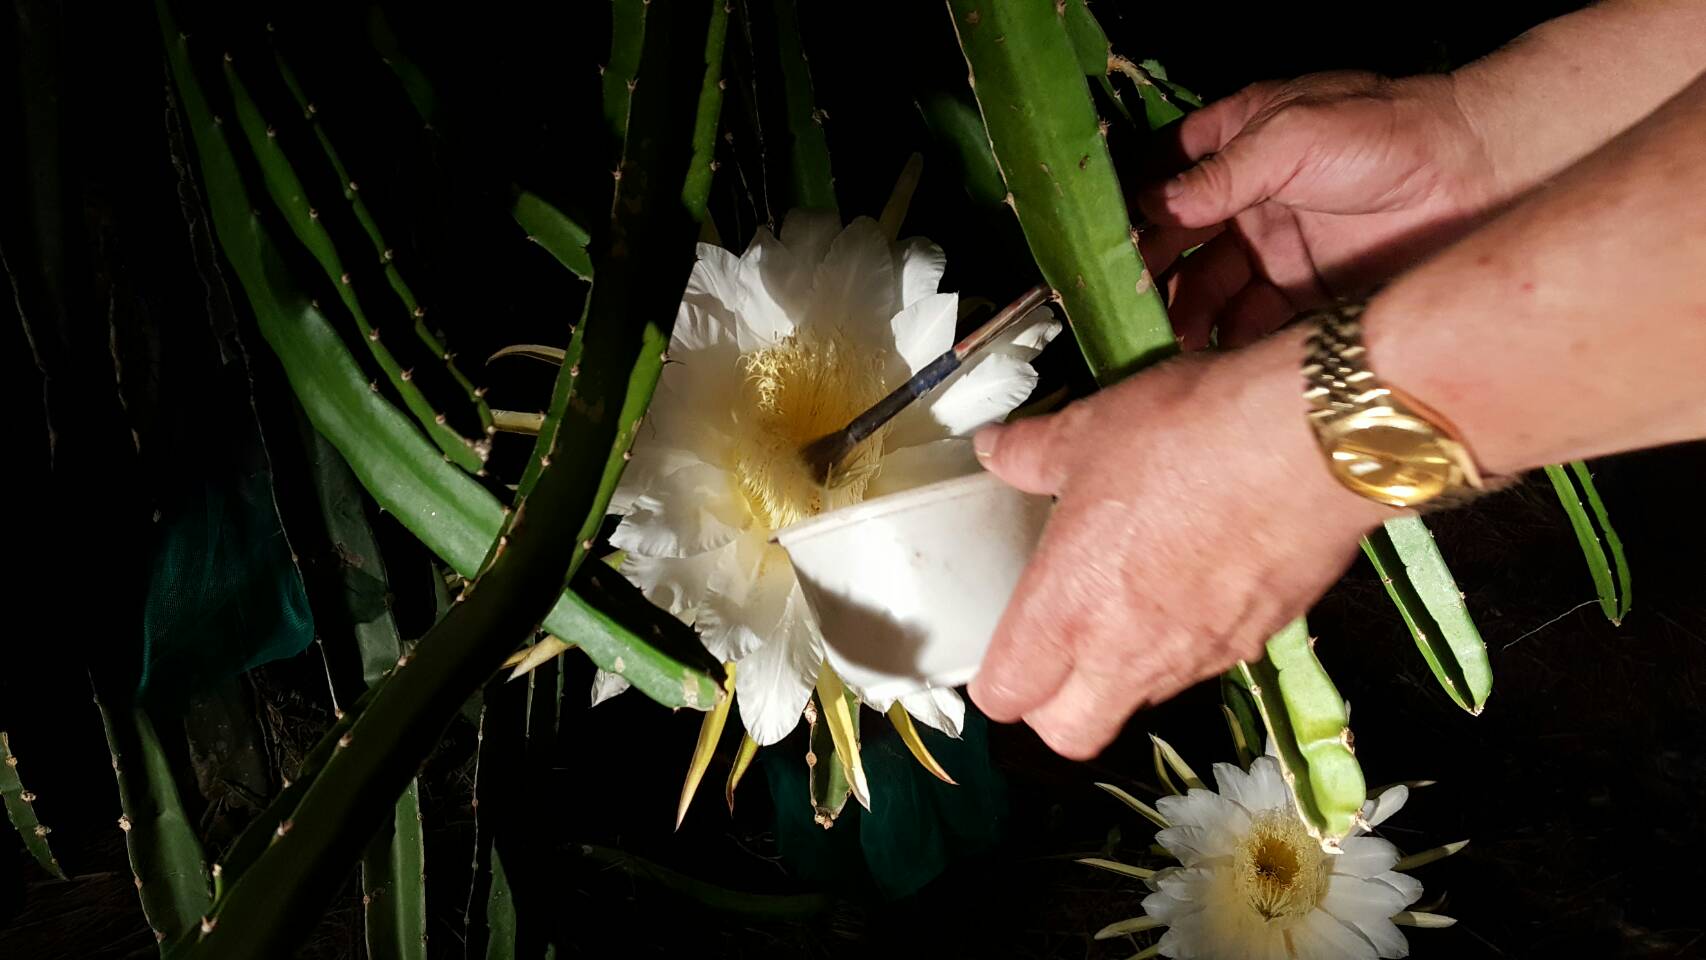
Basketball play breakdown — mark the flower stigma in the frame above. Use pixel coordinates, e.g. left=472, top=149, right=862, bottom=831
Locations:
left=1235, top=809, right=1331, bottom=922
left=732, top=332, right=892, bottom=531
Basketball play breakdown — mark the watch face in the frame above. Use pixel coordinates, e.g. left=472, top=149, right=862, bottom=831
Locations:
left=1321, top=411, right=1463, bottom=507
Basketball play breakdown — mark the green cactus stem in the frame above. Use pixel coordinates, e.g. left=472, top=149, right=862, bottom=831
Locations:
left=510, top=191, right=594, bottom=281
left=770, top=0, right=836, bottom=212
left=1219, top=672, right=1263, bottom=768
left=805, top=692, right=852, bottom=827
left=0, top=731, right=67, bottom=880
left=365, top=7, right=595, bottom=282
left=220, top=57, right=488, bottom=473
left=951, top=2, right=1376, bottom=847
left=946, top=0, right=1173, bottom=383
left=1546, top=461, right=1632, bottom=624
left=1362, top=518, right=1494, bottom=714
left=1237, top=620, right=1366, bottom=847
left=462, top=705, right=493, bottom=957
left=208, top=688, right=371, bottom=905
left=95, top=696, right=211, bottom=945
left=163, top=7, right=718, bottom=711
left=160, top=0, right=722, bottom=953
left=1058, top=0, right=1137, bottom=126
left=297, top=425, right=427, bottom=960
left=271, top=50, right=495, bottom=442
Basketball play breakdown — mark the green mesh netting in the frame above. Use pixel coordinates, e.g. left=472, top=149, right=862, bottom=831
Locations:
left=764, top=704, right=1005, bottom=900
left=138, top=464, right=313, bottom=704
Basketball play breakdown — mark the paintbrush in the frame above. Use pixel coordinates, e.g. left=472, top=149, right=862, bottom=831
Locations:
left=800, top=284, right=1052, bottom=485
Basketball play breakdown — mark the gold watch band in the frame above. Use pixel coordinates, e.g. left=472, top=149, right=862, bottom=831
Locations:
left=1300, top=301, right=1498, bottom=510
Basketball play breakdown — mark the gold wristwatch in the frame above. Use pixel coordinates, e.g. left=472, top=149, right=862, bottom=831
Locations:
left=1301, top=302, right=1490, bottom=509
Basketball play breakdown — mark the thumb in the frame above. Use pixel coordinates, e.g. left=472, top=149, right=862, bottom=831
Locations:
left=973, top=406, right=1083, bottom=496
left=1139, top=117, right=1309, bottom=229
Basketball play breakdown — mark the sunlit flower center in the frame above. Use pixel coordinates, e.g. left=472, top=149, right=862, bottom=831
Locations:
left=731, top=333, right=892, bottom=531
left=1235, top=810, right=1330, bottom=923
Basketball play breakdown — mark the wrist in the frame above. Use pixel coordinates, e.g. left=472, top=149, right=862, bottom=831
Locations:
left=1404, top=72, right=1509, bottom=218
left=1226, top=325, right=1398, bottom=536
left=1358, top=282, right=1533, bottom=479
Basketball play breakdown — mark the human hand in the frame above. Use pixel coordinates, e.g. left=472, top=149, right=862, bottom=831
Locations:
left=1137, top=71, right=1498, bottom=351
left=967, top=328, right=1392, bottom=759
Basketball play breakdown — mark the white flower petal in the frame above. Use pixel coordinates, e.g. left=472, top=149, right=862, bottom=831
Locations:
left=1372, top=869, right=1424, bottom=907
left=1157, top=787, right=1252, bottom=838
left=609, top=444, right=705, bottom=515
left=1321, top=874, right=1421, bottom=958
left=998, top=305, right=1062, bottom=356
left=1155, top=927, right=1195, bottom=959
left=1211, top=761, right=1276, bottom=817
left=1239, top=755, right=1294, bottom=812
left=673, top=244, right=745, bottom=352
left=897, top=236, right=947, bottom=309
left=780, top=209, right=842, bottom=272
left=733, top=585, right=824, bottom=746
left=1364, top=785, right=1410, bottom=828
left=1292, top=906, right=1378, bottom=960
left=695, top=537, right=796, bottom=662
left=807, top=217, right=899, bottom=347
left=1137, top=893, right=1188, bottom=927
left=887, top=353, right=1037, bottom=446
left=633, top=352, right=741, bottom=469
left=842, top=677, right=892, bottom=714
left=1322, top=873, right=1417, bottom=926
left=1141, top=868, right=1209, bottom=922
left=889, top=292, right=958, bottom=373
left=736, top=227, right=806, bottom=348
left=620, top=548, right=717, bottom=618
left=899, top=686, right=965, bottom=738
left=609, top=462, right=749, bottom=559
left=1347, top=916, right=1411, bottom=959
left=865, top=439, right=980, bottom=499
left=589, top=669, right=631, bottom=707
left=1154, top=822, right=1242, bottom=866
left=1332, top=836, right=1402, bottom=879
left=1151, top=865, right=1277, bottom=959
left=886, top=306, right=1059, bottom=446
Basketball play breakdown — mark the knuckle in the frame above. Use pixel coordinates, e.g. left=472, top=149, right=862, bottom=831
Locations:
left=1192, top=154, right=1232, bottom=196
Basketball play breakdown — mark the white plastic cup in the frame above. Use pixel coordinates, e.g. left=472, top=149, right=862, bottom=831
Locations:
left=774, top=470, right=1054, bottom=702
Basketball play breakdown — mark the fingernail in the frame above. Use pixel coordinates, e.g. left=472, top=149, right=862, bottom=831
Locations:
left=973, top=425, right=1003, bottom=461
left=1163, top=176, right=1187, bottom=199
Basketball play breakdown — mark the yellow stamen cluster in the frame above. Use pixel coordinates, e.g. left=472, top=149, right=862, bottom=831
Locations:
left=731, top=333, right=891, bottom=531
left=1235, top=810, right=1331, bottom=922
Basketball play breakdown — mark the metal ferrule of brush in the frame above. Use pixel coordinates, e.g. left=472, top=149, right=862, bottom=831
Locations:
left=801, top=284, right=1052, bottom=483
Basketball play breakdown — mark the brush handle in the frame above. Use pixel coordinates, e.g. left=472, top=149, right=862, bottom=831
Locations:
left=806, top=284, right=1055, bottom=481
left=843, top=284, right=1051, bottom=449
left=952, top=284, right=1051, bottom=359
left=840, top=351, right=962, bottom=449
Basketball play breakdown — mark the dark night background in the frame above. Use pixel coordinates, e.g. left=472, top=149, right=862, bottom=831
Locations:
left=4, top=1, right=1702, bottom=957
